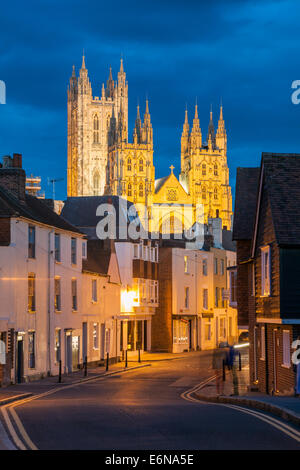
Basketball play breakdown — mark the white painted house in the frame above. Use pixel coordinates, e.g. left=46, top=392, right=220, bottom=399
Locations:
left=0, top=154, right=86, bottom=383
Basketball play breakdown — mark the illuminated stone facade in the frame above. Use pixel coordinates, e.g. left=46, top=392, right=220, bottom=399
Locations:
left=67, top=57, right=232, bottom=229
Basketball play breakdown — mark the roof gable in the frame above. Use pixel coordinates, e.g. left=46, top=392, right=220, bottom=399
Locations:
left=232, top=167, right=260, bottom=241
left=154, top=172, right=191, bottom=203
left=252, top=153, right=300, bottom=253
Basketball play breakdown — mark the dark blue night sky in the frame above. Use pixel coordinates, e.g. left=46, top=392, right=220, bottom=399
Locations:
left=1, top=0, right=300, bottom=200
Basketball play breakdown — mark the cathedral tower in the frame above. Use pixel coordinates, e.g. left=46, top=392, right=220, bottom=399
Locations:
left=179, top=104, right=232, bottom=229
left=67, top=56, right=128, bottom=197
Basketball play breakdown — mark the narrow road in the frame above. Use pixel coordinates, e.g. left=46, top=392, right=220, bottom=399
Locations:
left=1, top=352, right=299, bottom=450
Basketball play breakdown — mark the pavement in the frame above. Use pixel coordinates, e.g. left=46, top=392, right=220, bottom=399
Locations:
left=194, top=352, right=300, bottom=427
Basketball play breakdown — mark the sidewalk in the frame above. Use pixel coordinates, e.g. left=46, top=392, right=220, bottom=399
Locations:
left=0, top=351, right=190, bottom=405
left=195, top=359, right=300, bottom=426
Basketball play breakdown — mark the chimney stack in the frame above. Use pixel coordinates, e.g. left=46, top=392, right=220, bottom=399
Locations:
left=0, top=154, right=26, bottom=202
left=208, top=217, right=222, bottom=248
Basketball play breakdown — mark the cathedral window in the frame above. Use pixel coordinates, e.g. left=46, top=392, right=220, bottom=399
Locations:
left=202, top=187, right=206, bottom=200
left=93, top=172, right=100, bottom=194
left=127, top=158, right=132, bottom=171
left=202, top=164, right=206, bottom=176
left=93, top=115, right=99, bottom=144
left=128, top=183, right=132, bottom=197
left=214, top=188, right=218, bottom=200
left=139, top=183, right=144, bottom=198
left=139, top=159, right=144, bottom=172
left=214, top=164, right=218, bottom=176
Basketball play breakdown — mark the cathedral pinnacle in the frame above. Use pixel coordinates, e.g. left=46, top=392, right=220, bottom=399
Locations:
left=207, top=106, right=215, bottom=146
left=183, top=108, right=189, bottom=133
left=81, top=50, right=86, bottom=70
left=120, top=58, right=124, bottom=74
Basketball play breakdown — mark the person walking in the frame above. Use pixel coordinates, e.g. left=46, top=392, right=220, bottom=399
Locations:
left=212, top=347, right=227, bottom=395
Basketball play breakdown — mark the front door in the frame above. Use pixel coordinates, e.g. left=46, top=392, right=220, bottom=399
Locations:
left=143, top=321, right=148, bottom=351
left=72, top=336, right=80, bottom=371
left=66, top=334, right=72, bottom=374
left=82, top=323, right=87, bottom=363
left=16, top=336, right=24, bottom=383
left=136, top=321, right=143, bottom=350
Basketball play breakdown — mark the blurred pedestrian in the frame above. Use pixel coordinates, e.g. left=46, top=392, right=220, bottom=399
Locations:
left=212, top=347, right=227, bottom=395
left=227, top=344, right=235, bottom=370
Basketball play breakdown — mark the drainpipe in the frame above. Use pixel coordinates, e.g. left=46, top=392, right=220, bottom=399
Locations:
left=47, top=231, right=53, bottom=376
left=265, top=324, right=269, bottom=394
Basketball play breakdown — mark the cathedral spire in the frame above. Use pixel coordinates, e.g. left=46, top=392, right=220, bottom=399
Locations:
left=133, top=104, right=142, bottom=143
left=120, top=57, right=124, bottom=74
left=142, top=99, right=153, bottom=145
left=190, top=101, right=202, bottom=149
left=216, top=102, right=227, bottom=151
left=106, top=66, right=114, bottom=98
left=207, top=106, right=215, bottom=147
left=81, top=50, right=86, bottom=70
left=78, top=50, right=91, bottom=95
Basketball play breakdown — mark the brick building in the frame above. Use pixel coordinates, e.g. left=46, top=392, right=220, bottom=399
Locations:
left=234, top=153, right=300, bottom=395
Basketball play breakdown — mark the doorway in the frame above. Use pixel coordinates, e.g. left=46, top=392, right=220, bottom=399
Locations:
left=72, top=336, right=80, bottom=371
left=16, top=336, right=24, bottom=383
left=66, top=333, right=72, bottom=374
left=82, top=323, right=87, bottom=363
left=143, top=321, right=148, bottom=351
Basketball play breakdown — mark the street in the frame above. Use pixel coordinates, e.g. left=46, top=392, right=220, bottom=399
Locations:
left=1, top=352, right=299, bottom=450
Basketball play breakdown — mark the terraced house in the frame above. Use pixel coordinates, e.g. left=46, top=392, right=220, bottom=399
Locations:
left=234, top=153, right=300, bottom=395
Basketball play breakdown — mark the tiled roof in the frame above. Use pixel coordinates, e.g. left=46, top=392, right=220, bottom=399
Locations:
left=0, top=186, right=82, bottom=234
left=62, top=195, right=144, bottom=240
left=261, top=153, right=300, bottom=246
left=232, top=167, right=260, bottom=240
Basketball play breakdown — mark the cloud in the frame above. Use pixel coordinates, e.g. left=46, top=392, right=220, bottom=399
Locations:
left=0, top=0, right=300, bottom=200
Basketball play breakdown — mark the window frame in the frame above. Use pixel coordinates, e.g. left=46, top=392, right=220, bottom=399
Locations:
left=282, top=330, right=291, bottom=368
left=54, top=277, right=61, bottom=311
left=92, top=279, right=98, bottom=303
left=261, top=245, right=271, bottom=296
left=72, top=279, right=77, bottom=311
left=54, top=233, right=61, bottom=262
left=28, top=273, right=36, bottom=313
left=28, top=331, right=35, bottom=369
left=71, top=237, right=77, bottom=265
left=28, top=225, right=36, bottom=259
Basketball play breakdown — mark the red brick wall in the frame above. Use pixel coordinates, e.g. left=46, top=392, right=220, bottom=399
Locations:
left=151, top=247, right=173, bottom=352
left=0, top=168, right=26, bottom=201
left=256, top=324, right=299, bottom=395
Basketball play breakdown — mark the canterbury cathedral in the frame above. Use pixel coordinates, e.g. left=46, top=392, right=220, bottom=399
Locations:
left=67, top=56, right=232, bottom=230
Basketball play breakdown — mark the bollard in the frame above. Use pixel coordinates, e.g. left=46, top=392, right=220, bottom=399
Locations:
left=239, top=352, right=242, bottom=371
left=222, top=359, right=226, bottom=381
left=106, top=352, right=109, bottom=371
left=125, top=349, right=128, bottom=368
left=138, top=349, right=141, bottom=363
left=84, top=356, right=88, bottom=377
left=58, top=359, right=62, bottom=383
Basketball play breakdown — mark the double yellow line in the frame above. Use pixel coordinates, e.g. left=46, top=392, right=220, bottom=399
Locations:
left=1, top=364, right=151, bottom=450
